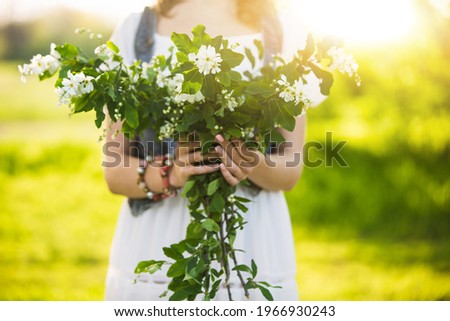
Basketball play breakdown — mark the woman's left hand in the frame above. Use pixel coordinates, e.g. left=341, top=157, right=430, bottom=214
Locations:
left=214, top=134, right=261, bottom=186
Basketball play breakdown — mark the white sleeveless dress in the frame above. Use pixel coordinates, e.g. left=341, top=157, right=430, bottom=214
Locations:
left=104, top=11, right=321, bottom=301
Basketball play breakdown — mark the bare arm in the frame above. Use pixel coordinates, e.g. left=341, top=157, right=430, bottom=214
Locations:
left=102, top=115, right=220, bottom=198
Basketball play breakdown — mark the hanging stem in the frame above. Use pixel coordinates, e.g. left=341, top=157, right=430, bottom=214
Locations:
left=203, top=190, right=232, bottom=300
left=225, top=204, right=250, bottom=299
left=219, top=218, right=232, bottom=300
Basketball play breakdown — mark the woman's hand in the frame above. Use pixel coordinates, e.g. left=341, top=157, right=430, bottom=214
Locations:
left=214, top=134, right=261, bottom=186
left=169, top=139, right=220, bottom=188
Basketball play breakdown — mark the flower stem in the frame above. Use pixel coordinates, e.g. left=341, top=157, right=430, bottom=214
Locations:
left=226, top=204, right=250, bottom=299
left=219, top=218, right=232, bottom=300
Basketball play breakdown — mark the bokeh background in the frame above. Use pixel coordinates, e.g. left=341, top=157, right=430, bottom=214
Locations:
left=0, top=0, right=449, bottom=300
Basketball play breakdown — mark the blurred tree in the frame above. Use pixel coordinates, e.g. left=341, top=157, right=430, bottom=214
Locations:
left=0, top=8, right=113, bottom=61
left=2, top=22, right=30, bottom=60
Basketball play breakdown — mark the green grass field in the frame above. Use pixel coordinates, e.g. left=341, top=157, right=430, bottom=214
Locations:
left=1, top=60, right=449, bottom=300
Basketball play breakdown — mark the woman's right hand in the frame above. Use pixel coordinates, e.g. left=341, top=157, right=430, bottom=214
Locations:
left=169, top=140, right=220, bottom=188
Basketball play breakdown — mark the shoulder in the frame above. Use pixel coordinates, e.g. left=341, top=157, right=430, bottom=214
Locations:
left=276, top=11, right=310, bottom=58
left=109, top=10, right=146, bottom=63
left=110, top=11, right=143, bottom=43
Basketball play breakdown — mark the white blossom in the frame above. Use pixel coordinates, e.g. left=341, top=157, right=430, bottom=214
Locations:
left=242, top=127, right=255, bottom=139
left=125, top=66, right=140, bottom=84
left=55, top=71, right=94, bottom=105
left=155, top=69, right=205, bottom=106
left=141, top=62, right=152, bottom=80
left=277, top=74, right=312, bottom=107
left=50, top=43, right=61, bottom=59
left=155, top=67, right=171, bottom=88
left=18, top=48, right=61, bottom=83
left=327, top=47, right=359, bottom=78
left=159, top=122, right=176, bottom=140
left=166, top=73, right=184, bottom=94
left=94, top=44, right=120, bottom=71
left=173, top=91, right=205, bottom=105
left=219, top=89, right=240, bottom=112
left=227, top=194, right=236, bottom=203
left=188, top=45, right=222, bottom=75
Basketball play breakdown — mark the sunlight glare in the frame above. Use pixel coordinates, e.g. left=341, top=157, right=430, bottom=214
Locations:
left=285, top=0, right=418, bottom=45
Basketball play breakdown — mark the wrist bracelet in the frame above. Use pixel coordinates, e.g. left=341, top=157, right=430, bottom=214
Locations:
left=159, top=154, right=178, bottom=197
left=136, top=158, right=159, bottom=201
left=136, top=154, right=177, bottom=201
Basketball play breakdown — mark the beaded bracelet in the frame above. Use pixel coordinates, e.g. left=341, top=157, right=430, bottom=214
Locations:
left=136, top=154, right=177, bottom=201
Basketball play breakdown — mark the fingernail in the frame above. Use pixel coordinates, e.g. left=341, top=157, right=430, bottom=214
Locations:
left=215, top=134, right=224, bottom=143
left=215, top=145, right=223, bottom=154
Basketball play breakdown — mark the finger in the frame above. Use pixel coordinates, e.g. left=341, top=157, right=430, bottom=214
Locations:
left=215, top=134, right=245, bottom=165
left=219, top=163, right=240, bottom=186
left=187, top=151, right=219, bottom=165
left=215, top=145, right=246, bottom=180
left=187, top=164, right=221, bottom=176
left=178, top=135, right=201, bottom=148
left=230, top=138, right=259, bottom=167
left=176, top=142, right=201, bottom=160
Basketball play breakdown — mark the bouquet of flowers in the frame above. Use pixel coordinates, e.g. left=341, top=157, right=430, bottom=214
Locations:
left=19, top=25, right=360, bottom=301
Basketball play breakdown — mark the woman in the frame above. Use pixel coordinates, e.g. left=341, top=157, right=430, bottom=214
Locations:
left=103, top=0, right=308, bottom=300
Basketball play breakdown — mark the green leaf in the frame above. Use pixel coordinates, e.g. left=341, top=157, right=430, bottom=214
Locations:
left=220, top=49, right=245, bottom=69
left=107, top=40, right=120, bottom=53
left=235, top=202, right=248, bottom=213
left=163, top=246, right=184, bottom=261
left=254, top=39, right=264, bottom=60
left=169, top=284, right=199, bottom=301
left=246, top=82, right=274, bottom=98
left=269, top=98, right=295, bottom=131
left=134, top=260, right=165, bottom=274
left=178, top=111, right=203, bottom=132
left=309, top=62, right=334, bottom=96
left=202, top=105, right=215, bottom=129
left=201, top=218, right=220, bottom=232
left=225, top=126, right=242, bottom=139
left=258, top=281, right=282, bottom=289
left=38, top=69, right=57, bottom=81
left=192, top=24, right=211, bottom=46
left=203, top=74, right=218, bottom=101
left=217, top=72, right=231, bottom=86
left=58, top=43, right=79, bottom=59
left=235, top=196, right=251, bottom=203
left=257, top=285, right=274, bottom=301
left=232, top=264, right=252, bottom=275
left=228, top=70, right=242, bottom=82
left=184, top=256, right=200, bottom=281
left=95, top=108, right=105, bottom=128
left=300, top=33, right=315, bottom=60
left=186, top=221, right=205, bottom=239
left=209, top=193, right=225, bottom=214
left=211, top=279, right=222, bottom=294
left=181, top=180, right=196, bottom=197
left=281, top=61, right=300, bottom=83
left=211, top=35, right=223, bottom=51
left=268, top=129, right=286, bottom=145
left=176, top=51, right=189, bottom=63
left=125, top=105, right=139, bottom=128
left=251, top=259, right=258, bottom=278
left=167, top=259, right=189, bottom=278
left=183, top=69, right=203, bottom=93
left=207, top=178, right=221, bottom=196
left=171, top=32, right=197, bottom=54
left=245, top=47, right=256, bottom=69
left=107, top=86, right=116, bottom=101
